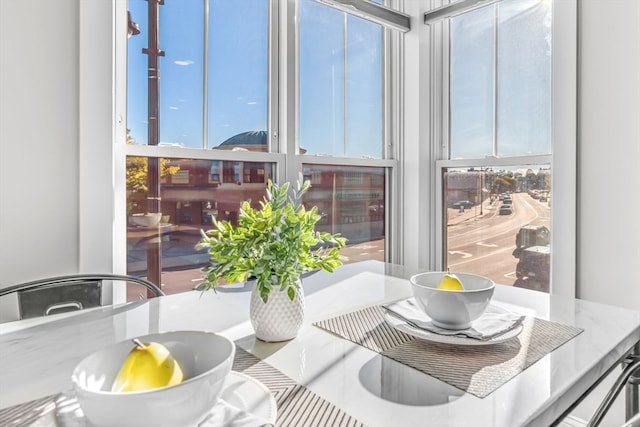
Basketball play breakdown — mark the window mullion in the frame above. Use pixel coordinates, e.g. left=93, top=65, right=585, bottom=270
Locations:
left=283, top=0, right=297, bottom=184
left=343, top=13, right=348, bottom=157
left=202, top=0, right=209, bottom=149
left=492, top=4, right=498, bottom=157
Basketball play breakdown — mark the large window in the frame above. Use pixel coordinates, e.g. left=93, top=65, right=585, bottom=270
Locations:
left=437, top=0, right=555, bottom=293
left=124, top=0, right=400, bottom=292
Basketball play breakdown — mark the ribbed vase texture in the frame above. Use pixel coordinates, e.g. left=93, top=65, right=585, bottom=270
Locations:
left=250, top=278, right=304, bottom=342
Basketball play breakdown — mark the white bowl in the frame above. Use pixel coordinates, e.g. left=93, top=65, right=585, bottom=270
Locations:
left=71, top=331, right=235, bottom=427
left=131, top=213, right=162, bottom=228
left=409, top=272, right=495, bottom=330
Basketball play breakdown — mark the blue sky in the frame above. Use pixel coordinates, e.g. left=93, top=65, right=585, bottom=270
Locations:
left=128, top=0, right=550, bottom=160
left=128, top=0, right=267, bottom=150
left=127, top=0, right=382, bottom=158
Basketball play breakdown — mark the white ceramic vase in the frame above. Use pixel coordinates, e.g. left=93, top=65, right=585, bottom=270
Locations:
left=249, top=277, right=305, bottom=342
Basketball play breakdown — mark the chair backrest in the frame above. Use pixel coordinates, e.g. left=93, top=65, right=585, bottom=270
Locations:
left=0, top=274, right=165, bottom=320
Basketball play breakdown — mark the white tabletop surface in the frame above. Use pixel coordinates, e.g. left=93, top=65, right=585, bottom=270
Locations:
left=1, top=260, right=639, bottom=427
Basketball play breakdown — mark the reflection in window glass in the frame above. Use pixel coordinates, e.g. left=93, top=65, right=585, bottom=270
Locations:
left=302, top=164, right=385, bottom=262
left=126, top=159, right=387, bottom=294
left=450, top=0, right=552, bottom=159
left=299, top=0, right=384, bottom=159
left=443, top=165, right=551, bottom=292
left=126, top=157, right=274, bottom=293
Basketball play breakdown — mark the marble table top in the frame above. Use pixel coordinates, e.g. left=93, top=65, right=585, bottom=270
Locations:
left=1, top=260, right=639, bottom=427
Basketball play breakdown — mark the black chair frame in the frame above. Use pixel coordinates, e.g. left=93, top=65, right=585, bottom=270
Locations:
left=0, top=274, right=165, bottom=319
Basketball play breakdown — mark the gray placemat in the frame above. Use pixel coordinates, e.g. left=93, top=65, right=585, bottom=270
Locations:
left=234, top=348, right=366, bottom=427
left=313, top=305, right=583, bottom=398
left=0, top=346, right=366, bottom=427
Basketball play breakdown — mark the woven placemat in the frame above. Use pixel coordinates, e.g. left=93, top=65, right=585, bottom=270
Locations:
left=234, top=347, right=366, bottom=427
left=314, top=305, right=583, bottom=398
left=0, top=346, right=366, bottom=427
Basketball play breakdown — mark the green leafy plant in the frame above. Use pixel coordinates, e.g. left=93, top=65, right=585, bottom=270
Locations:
left=197, top=175, right=347, bottom=302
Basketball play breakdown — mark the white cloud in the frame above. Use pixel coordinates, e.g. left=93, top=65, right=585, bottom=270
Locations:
left=174, top=60, right=194, bottom=66
left=169, top=106, right=179, bottom=110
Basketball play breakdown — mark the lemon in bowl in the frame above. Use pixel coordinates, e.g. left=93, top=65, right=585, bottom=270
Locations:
left=71, top=331, right=235, bottom=427
left=409, top=272, right=495, bottom=330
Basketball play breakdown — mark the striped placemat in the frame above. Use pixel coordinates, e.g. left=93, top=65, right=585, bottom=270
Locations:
left=313, top=304, right=583, bottom=398
left=233, top=348, right=365, bottom=427
left=0, top=347, right=366, bottom=427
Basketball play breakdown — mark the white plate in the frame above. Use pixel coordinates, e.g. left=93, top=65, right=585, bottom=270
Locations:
left=384, top=311, right=523, bottom=346
left=56, top=371, right=277, bottom=427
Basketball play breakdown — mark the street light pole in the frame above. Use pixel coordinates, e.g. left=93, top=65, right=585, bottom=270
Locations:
left=143, top=0, right=165, bottom=290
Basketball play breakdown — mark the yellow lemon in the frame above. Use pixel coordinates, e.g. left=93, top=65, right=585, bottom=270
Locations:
left=111, top=339, right=184, bottom=392
left=437, top=273, right=464, bottom=291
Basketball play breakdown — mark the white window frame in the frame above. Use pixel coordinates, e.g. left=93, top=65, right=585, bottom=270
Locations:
left=89, top=0, right=403, bottom=303
left=421, top=0, right=577, bottom=297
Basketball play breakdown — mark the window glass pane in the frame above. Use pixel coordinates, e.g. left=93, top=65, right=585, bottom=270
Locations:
left=497, top=0, right=552, bottom=156
left=299, top=1, right=344, bottom=156
left=127, top=0, right=205, bottom=148
left=450, top=0, right=552, bottom=159
left=345, top=16, right=383, bottom=158
left=127, top=0, right=269, bottom=149
left=444, top=165, right=551, bottom=292
left=208, top=0, right=269, bottom=149
left=450, top=6, right=495, bottom=159
left=299, top=0, right=384, bottom=158
left=126, top=157, right=275, bottom=293
left=302, top=164, right=385, bottom=262
left=159, top=0, right=205, bottom=148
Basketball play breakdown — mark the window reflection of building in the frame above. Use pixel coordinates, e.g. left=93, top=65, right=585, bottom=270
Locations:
left=302, top=164, right=385, bottom=244
left=127, top=131, right=386, bottom=278
left=150, top=155, right=274, bottom=227
left=129, top=132, right=386, bottom=236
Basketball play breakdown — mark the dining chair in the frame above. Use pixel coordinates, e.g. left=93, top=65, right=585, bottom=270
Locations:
left=0, top=274, right=165, bottom=320
left=587, top=347, right=640, bottom=427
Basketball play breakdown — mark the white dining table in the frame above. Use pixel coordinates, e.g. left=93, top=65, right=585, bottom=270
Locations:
left=1, top=260, right=639, bottom=427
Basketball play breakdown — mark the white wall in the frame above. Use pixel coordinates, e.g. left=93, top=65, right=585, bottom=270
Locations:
left=577, top=0, right=640, bottom=312
left=0, top=0, right=80, bottom=285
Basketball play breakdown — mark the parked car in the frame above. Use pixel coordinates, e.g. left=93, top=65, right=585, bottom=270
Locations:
left=516, top=245, right=550, bottom=282
left=452, top=200, right=474, bottom=209
left=498, top=204, right=513, bottom=215
left=513, top=225, right=550, bottom=258
left=516, top=225, right=550, bottom=249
